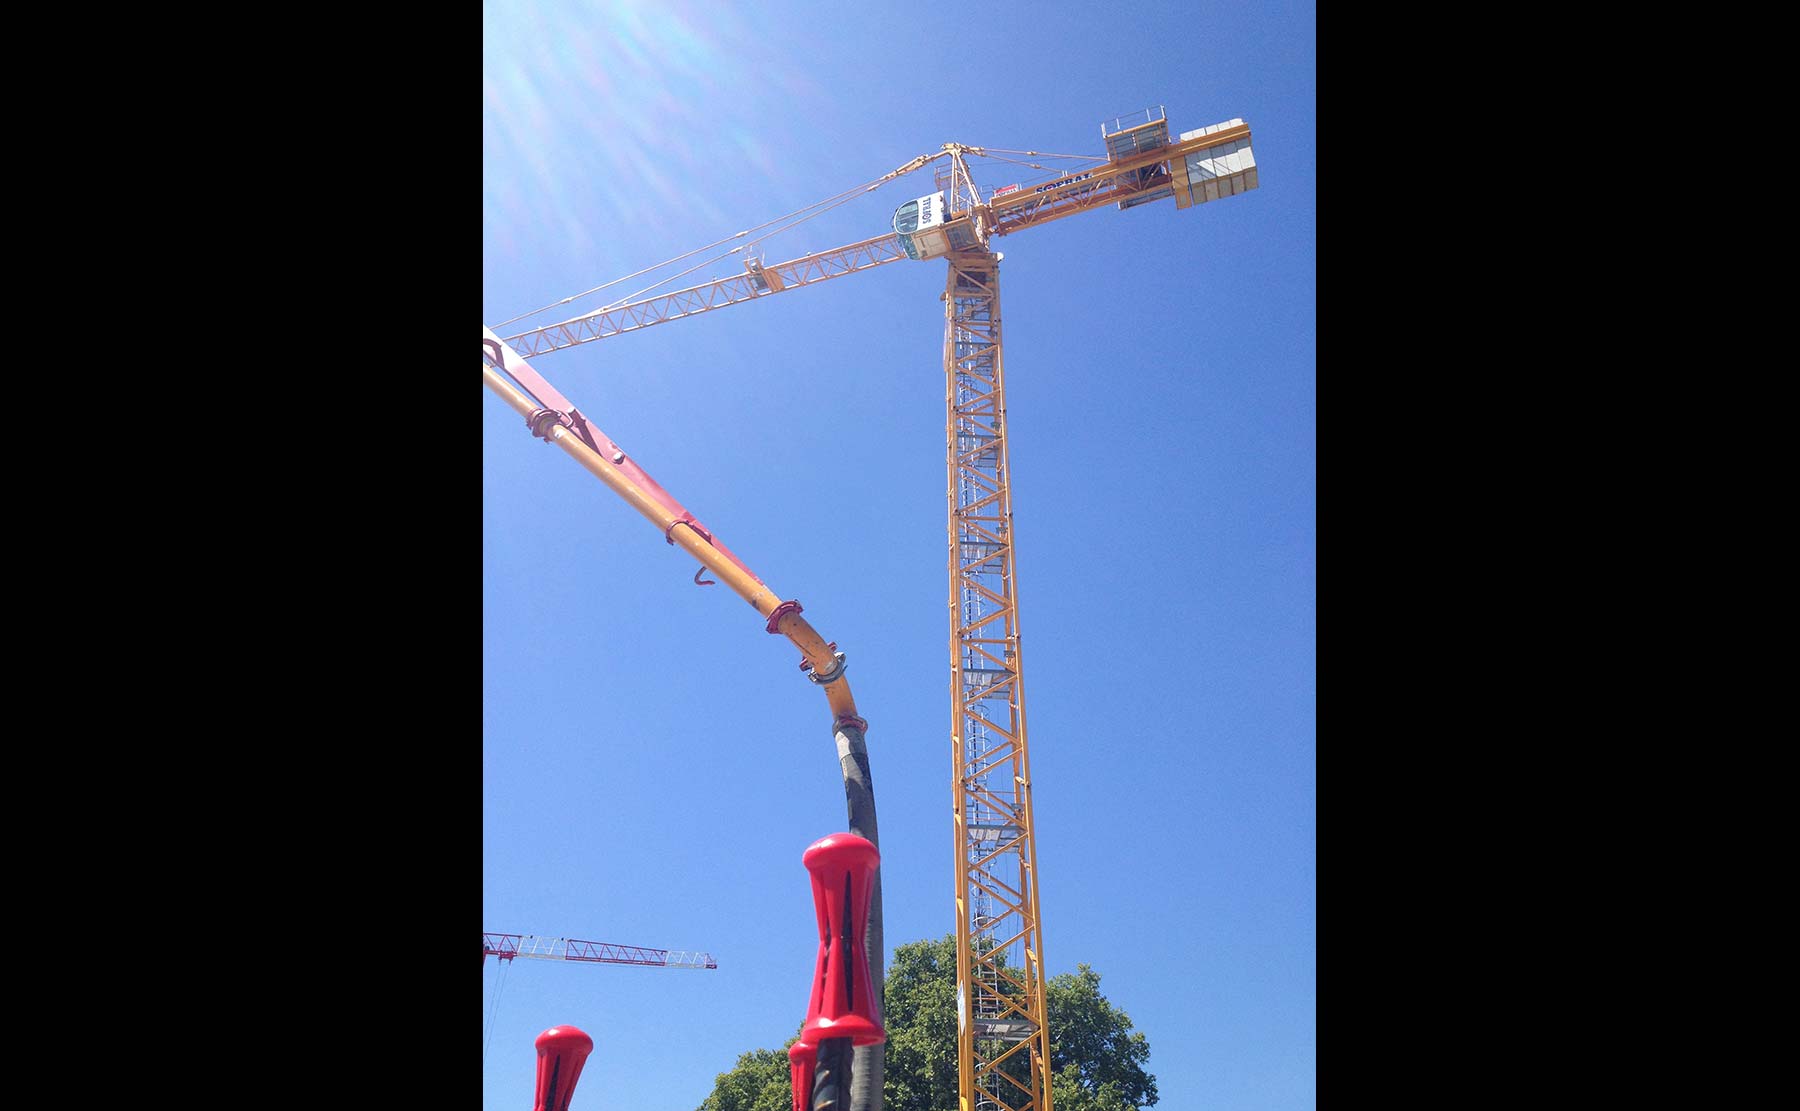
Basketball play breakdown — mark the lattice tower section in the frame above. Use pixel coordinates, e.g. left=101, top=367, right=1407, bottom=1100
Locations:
left=944, top=250, right=1054, bottom=1111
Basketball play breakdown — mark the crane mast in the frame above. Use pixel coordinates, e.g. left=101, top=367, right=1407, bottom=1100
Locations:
left=944, top=247, right=1052, bottom=1111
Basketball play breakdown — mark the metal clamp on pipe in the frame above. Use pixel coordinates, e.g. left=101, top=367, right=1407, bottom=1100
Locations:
left=806, top=650, right=848, bottom=685
left=665, top=515, right=716, bottom=546
left=765, top=599, right=803, bottom=635
left=527, top=407, right=574, bottom=441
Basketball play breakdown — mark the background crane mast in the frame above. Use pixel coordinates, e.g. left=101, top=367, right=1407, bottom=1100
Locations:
left=491, top=105, right=1258, bottom=1111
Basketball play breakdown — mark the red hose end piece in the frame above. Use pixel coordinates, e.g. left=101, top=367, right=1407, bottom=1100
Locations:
left=765, top=599, right=803, bottom=635
left=788, top=1040, right=818, bottom=1111
left=533, top=1025, right=594, bottom=1111
left=800, top=833, right=886, bottom=1047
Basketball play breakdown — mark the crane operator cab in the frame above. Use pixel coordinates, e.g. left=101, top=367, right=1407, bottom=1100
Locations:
left=893, top=191, right=981, bottom=260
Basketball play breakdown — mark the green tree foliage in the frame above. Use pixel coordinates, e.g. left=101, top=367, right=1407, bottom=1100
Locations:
left=1044, top=966, right=1157, bottom=1111
left=697, top=1044, right=798, bottom=1111
left=695, top=937, right=1155, bottom=1111
left=880, top=936, right=960, bottom=1110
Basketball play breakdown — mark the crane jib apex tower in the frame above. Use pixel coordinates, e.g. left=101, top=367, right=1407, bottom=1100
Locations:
left=490, top=106, right=1258, bottom=1111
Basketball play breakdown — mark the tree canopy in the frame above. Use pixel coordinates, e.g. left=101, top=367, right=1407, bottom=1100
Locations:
left=697, top=936, right=1156, bottom=1111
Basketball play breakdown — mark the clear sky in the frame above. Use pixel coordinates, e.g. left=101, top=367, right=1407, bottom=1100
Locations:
left=482, top=2, right=1315, bottom=1108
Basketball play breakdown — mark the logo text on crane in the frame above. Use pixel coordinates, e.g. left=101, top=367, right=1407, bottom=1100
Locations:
left=1035, top=172, right=1093, bottom=193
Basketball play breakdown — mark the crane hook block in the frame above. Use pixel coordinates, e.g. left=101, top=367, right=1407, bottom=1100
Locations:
left=532, top=1025, right=594, bottom=1111
left=788, top=1039, right=818, bottom=1111
left=799, top=833, right=886, bottom=1047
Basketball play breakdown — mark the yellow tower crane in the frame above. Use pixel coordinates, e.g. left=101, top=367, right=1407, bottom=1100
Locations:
left=489, top=105, right=1258, bottom=1111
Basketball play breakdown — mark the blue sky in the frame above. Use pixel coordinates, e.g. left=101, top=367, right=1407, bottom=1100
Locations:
left=483, top=2, right=1315, bottom=1108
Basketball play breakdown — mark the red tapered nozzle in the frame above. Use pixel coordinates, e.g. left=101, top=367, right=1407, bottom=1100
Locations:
left=800, top=832, right=885, bottom=1047
left=533, top=1025, right=594, bottom=1111
left=788, top=1039, right=818, bottom=1111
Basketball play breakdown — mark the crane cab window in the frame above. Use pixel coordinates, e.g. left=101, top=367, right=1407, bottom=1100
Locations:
left=894, top=200, right=921, bottom=235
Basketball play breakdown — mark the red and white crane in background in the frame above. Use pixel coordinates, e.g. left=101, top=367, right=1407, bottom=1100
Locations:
left=481, top=932, right=717, bottom=1072
left=482, top=932, right=719, bottom=970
